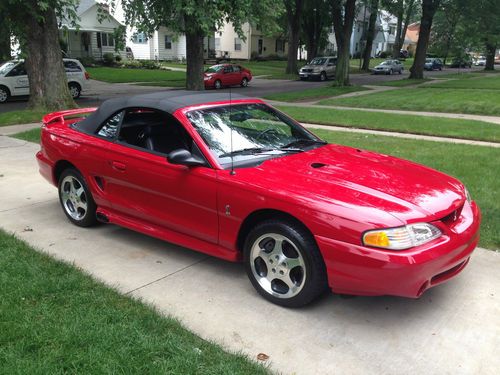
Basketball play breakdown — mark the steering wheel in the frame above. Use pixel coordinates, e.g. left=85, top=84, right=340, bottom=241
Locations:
left=256, top=128, right=280, bottom=141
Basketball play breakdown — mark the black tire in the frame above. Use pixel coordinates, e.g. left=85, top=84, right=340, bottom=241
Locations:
left=320, top=71, right=327, bottom=81
left=0, top=85, right=10, bottom=103
left=214, top=80, right=222, bottom=89
left=389, top=69, right=393, bottom=75
left=58, top=168, right=97, bottom=227
left=241, top=77, right=249, bottom=87
left=244, top=219, right=327, bottom=307
left=399, top=68, right=403, bottom=75
left=68, top=83, right=81, bottom=99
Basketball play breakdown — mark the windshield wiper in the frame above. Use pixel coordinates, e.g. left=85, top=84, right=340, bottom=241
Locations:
left=282, top=139, right=327, bottom=149
left=219, top=146, right=304, bottom=158
left=219, top=147, right=274, bottom=158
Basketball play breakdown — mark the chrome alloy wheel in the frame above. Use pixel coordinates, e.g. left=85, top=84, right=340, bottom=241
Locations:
left=60, top=175, right=88, bottom=220
left=0, top=88, right=8, bottom=103
left=249, top=233, right=307, bottom=299
left=69, top=84, right=80, bottom=99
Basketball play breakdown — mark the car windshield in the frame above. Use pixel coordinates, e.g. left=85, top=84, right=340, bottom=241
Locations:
left=205, top=65, right=223, bottom=73
left=381, top=61, right=392, bottom=65
left=186, top=103, right=326, bottom=168
left=425, top=59, right=432, bottom=63
left=0, top=61, right=17, bottom=75
left=309, top=58, right=327, bottom=65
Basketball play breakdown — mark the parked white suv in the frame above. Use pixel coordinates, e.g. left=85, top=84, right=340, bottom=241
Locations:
left=0, top=58, right=90, bottom=103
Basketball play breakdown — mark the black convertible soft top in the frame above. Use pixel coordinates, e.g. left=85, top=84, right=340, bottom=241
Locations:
left=75, top=91, right=252, bottom=134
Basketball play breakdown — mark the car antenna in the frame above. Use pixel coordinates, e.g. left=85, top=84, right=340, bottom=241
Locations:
left=229, top=85, right=236, bottom=176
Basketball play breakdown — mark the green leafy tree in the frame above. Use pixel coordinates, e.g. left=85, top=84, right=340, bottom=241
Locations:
left=0, top=11, right=11, bottom=63
left=409, top=0, right=441, bottom=79
left=119, top=0, right=277, bottom=90
left=0, top=0, right=78, bottom=110
left=301, top=0, right=330, bottom=61
left=284, top=0, right=305, bottom=74
left=330, top=0, right=357, bottom=86
left=428, top=0, right=462, bottom=64
left=381, top=0, right=417, bottom=59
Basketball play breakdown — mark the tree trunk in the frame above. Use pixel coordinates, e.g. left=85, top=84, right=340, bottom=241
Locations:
left=362, top=0, right=379, bottom=71
left=409, top=0, right=440, bottom=79
left=0, top=13, right=11, bottom=63
left=485, top=43, right=496, bottom=71
left=185, top=26, right=205, bottom=90
left=24, top=3, right=75, bottom=110
left=285, top=0, right=304, bottom=74
left=332, top=0, right=356, bottom=86
left=392, top=5, right=404, bottom=59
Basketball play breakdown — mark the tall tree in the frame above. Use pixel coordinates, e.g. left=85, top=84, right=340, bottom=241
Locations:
left=0, top=0, right=77, bottom=110
left=0, top=11, right=11, bottom=63
left=409, top=0, right=440, bottom=79
left=428, top=0, right=461, bottom=65
left=285, top=0, right=305, bottom=74
left=381, top=0, right=416, bottom=59
left=301, top=0, right=329, bottom=61
left=361, top=0, right=379, bottom=71
left=331, top=0, right=357, bottom=86
left=121, top=0, right=277, bottom=90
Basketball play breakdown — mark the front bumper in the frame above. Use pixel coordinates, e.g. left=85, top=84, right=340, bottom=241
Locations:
left=299, top=71, right=321, bottom=79
left=316, top=201, right=481, bottom=298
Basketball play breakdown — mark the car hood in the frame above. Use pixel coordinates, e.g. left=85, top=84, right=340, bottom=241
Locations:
left=234, top=144, right=465, bottom=224
left=301, top=64, right=321, bottom=70
left=374, top=64, right=389, bottom=69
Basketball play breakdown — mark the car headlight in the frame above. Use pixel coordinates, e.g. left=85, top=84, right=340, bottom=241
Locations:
left=362, top=223, right=442, bottom=250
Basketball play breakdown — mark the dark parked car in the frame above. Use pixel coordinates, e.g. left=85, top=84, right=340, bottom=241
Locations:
left=424, top=58, right=443, bottom=71
left=450, top=56, right=472, bottom=68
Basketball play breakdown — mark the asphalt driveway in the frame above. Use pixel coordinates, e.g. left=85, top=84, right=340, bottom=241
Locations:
left=0, top=135, right=499, bottom=375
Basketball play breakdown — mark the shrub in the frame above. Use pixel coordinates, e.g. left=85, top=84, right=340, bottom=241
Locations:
left=103, top=53, right=115, bottom=66
left=78, top=56, right=97, bottom=67
left=139, top=60, right=160, bottom=69
left=115, top=54, right=122, bottom=62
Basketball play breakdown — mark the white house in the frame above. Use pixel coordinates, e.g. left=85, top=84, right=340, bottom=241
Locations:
left=215, top=22, right=288, bottom=60
left=59, top=0, right=126, bottom=60
left=377, top=10, right=414, bottom=55
left=325, top=5, right=385, bottom=58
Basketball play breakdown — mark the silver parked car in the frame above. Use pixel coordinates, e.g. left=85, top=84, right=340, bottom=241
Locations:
left=299, top=56, right=337, bottom=81
left=372, top=59, right=404, bottom=75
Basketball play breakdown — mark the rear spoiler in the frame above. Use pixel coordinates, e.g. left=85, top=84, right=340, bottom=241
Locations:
left=42, top=107, right=97, bottom=126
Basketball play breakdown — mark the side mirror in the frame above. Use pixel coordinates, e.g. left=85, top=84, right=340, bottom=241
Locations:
left=167, top=149, right=205, bottom=167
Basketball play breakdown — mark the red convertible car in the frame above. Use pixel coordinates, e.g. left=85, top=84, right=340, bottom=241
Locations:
left=36, top=92, right=480, bottom=307
left=204, top=64, right=252, bottom=89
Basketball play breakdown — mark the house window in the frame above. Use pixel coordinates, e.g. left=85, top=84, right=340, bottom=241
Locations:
left=389, top=26, right=396, bottom=35
left=101, top=33, right=114, bottom=47
left=164, top=35, right=172, bottom=49
left=275, top=39, right=285, bottom=53
left=215, top=38, right=221, bottom=51
left=234, top=38, right=242, bottom=51
left=132, top=32, right=148, bottom=44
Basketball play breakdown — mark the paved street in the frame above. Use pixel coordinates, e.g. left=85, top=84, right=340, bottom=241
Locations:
left=0, top=135, right=498, bottom=375
left=0, top=66, right=482, bottom=113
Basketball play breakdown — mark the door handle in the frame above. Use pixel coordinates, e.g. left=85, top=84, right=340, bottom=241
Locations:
left=110, top=161, right=126, bottom=171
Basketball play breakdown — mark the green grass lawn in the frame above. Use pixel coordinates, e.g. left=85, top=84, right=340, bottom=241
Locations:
left=312, top=130, right=499, bottom=250
left=376, top=78, right=432, bottom=87
left=87, top=67, right=186, bottom=84
left=11, top=128, right=41, bottom=142
left=11, top=128, right=499, bottom=249
left=427, top=74, right=500, bottom=90
left=275, top=106, right=500, bottom=142
left=318, top=88, right=500, bottom=116
left=264, top=85, right=369, bottom=102
left=0, top=110, right=46, bottom=126
left=0, top=230, right=269, bottom=374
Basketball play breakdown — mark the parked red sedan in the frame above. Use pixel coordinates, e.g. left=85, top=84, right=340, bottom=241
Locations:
left=36, top=92, right=480, bottom=307
left=204, top=64, right=252, bottom=89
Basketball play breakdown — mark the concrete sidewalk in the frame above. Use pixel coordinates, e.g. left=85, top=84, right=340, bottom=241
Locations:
left=0, top=135, right=499, bottom=375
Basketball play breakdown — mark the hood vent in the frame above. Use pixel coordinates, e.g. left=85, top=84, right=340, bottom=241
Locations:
left=311, top=162, right=327, bottom=169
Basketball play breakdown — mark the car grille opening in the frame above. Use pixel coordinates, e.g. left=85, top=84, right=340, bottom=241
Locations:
left=430, top=259, right=468, bottom=285
left=440, top=203, right=464, bottom=226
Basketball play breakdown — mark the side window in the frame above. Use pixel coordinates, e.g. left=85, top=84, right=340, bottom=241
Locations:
left=223, top=66, right=233, bottom=73
left=117, top=108, right=196, bottom=157
left=64, top=61, right=82, bottom=72
left=6, top=63, right=27, bottom=77
left=233, top=65, right=241, bottom=73
left=97, top=111, right=124, bottom=139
